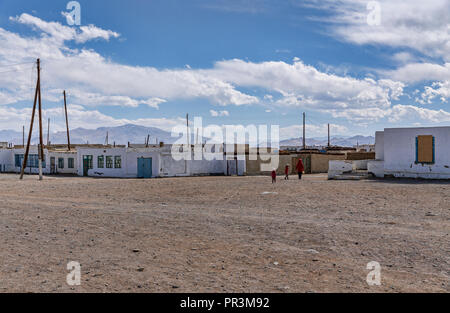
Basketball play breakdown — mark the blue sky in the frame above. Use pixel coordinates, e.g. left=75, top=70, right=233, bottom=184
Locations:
left=0, top=0, right=449, bottom=139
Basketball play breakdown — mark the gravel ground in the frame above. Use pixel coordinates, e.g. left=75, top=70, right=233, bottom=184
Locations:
left=0, top=173, right=448, bottom=293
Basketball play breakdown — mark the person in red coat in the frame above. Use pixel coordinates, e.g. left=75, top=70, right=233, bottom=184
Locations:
left=271, top=169, right=277, bottom=183
left=296, top=159, right=304, bottom=180
left=284, top=164, right=289, bottom=180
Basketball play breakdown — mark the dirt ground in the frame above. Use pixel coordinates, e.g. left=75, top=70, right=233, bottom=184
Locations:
left=0, top=173, right=448, bottom=293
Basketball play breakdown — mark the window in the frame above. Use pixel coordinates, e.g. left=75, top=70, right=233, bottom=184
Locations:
left=15, top=154, right=45, bottom=168
left=98, top=155, right=104, bottom=168
left=58, top=158, right=64, bottom=169
left=68, top=158, right=74, bottom=169
left=106, top=156, right=113, bottom=168
left=15, top=154, right=23, bottom=167
left=114, top=156, right=122, bottom=168
left=416, top=135, right=435, bottom=164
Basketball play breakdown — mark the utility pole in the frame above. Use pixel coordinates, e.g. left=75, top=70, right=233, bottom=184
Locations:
left=63, top=90, right=71, bottom=151
left=328, top=123, right=330, bottom=148
left=47, top=118, right=50, bottom=146
left=20, top=58, right=40, bottom=180
left=302, top=112, right=306, bottom=150
left=37, top=59, right=44, bottom=181
left=22, top=125, right=24, bottom=147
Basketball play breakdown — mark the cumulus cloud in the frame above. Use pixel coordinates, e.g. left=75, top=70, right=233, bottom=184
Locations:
left=417, top=81, right=450, bottom=104
left=10, top=13, right=120, bottom=43
left=206, top=58, right=403, bottom=111
left=210, top=109, right=229, bottom=117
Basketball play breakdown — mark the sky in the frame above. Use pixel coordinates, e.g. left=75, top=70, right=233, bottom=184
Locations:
left=0, top=0, right=449, bottom=140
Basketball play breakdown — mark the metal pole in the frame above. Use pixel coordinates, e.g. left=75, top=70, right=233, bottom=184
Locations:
left=63, top=90, right=71, bottom=151
left=20, top=59, right=40, bottom=180
left=328, top=123, right=330, bottom=148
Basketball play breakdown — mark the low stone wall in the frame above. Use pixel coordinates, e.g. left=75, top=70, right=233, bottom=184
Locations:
left=328, top=160, right=353, bottom=179
left=368, top=160, right=384, bottom=178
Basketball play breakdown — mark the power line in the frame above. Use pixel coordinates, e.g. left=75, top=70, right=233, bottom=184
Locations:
left=0, top=61, right=35, bottom=69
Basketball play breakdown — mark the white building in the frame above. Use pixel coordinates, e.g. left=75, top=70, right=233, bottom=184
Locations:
left=76, top=144, right=245, bottom=178
left=1, top=143, right=246, bottom=178
left=368, top=126, right=450, bottom=179
left=0, top=146, right=77, bottom=175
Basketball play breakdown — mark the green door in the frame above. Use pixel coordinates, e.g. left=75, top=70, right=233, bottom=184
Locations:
left=137, top=157, right=152, bottom=178
left=83, top=155, right=92, bottom=176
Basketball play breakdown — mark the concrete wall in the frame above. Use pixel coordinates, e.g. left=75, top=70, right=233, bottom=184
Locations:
left=311, top=153, right=346, bottom=173
left=77, top=147, right=161, bottom=178
left=383, top=127, right=450, bottom=179
left=328, top=160, right=353, bottom=179
left=47, top=151, right=78, bottom=175
left=368, top=160, right=384, bottom=178
left=375, top=131, right=384, bottom=160
left=0, top=149, right=13, bottom=172
left=10, top=147, right=49, bottom=174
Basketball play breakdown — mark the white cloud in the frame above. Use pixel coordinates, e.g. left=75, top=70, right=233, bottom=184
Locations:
left=207, top=58, right=403, bottom=111
left=417, top=81, right=450, bottom=104
left=383, top=62, right=450, bottom=84
left=330, top=104, right=450, bottom=123
left=210, top=109, right=229, bottom=117
left=10, top=13, right=119, bottom=43
left=0, top=103, right=184, bottom=132
left=304, top=0, right=450, bottom=61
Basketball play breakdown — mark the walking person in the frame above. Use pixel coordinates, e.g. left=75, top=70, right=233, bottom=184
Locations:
left=296, top=158, right=304, bottom=180
left=271, top=168, right=277, bottom=184
left=284, top=164, right=289, bottom=180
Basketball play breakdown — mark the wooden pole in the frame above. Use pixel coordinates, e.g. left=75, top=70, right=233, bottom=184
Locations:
left=186, top=113, right=189, bottom=146
left=63, top=90, right=71, bottom=151
left=20, top=59, right=40, bottom=180
left=37, top=59, right=44, bottom=181
left=302, top=112, right=306, bottom=150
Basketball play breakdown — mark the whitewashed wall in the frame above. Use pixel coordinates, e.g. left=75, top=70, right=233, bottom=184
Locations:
left=47, top=151, right=78, bottom=175
left=77, top=147, right=161, bottom=178
left=0, top=149, right=13, bottom=172
left=383, top=127, right=450, bottom=179
left=375, top=131, right=384, bottom=160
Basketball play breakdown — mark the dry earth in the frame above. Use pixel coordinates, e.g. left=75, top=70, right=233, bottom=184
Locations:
left=0, top=173, right=448, bottom=292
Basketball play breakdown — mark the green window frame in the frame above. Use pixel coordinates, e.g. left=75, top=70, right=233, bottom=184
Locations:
left=68, top=158, right=74, bottom=169
left=114, top=156, right=122, bottom=169
left=98, top=155, right=104, bottom=168
left=58, top=158, right=64, bottom=169
left=106, top=156, right=113, bottom=168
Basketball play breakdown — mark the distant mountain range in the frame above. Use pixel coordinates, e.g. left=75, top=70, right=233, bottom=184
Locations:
left=280, top=135, right=375, bottom=147
left=0, top=124, right=179, bottom=145
left=0, top=124, right=374, bottom=147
